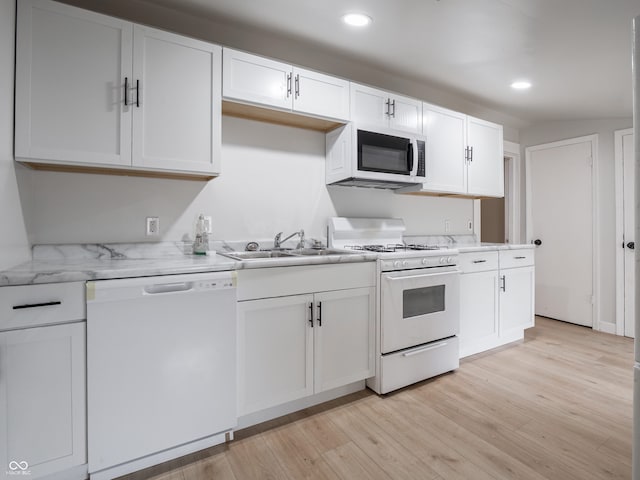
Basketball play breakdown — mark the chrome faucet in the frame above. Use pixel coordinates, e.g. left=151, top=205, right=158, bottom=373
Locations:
left=274, top=229, right=305, bottom=249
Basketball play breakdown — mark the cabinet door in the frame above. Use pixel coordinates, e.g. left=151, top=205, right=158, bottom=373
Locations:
left=466, top=116, right=504, bottom=197
left=389, top=94, right=422, bottom=134
left=15, top=0, right=132, bottom=167
left=313, top=287, right=374, bottom=393
left=422, top=104, right=467, bottom=193
left=222, top=48, right=291, bottom=110
left=500, top=266, right=535, bottom=335
left=132, top=26, right=221, bottom=174
left=459, top=271, right=499, bottom=358
left=0, top=323, right=86, bottom=478
left=350, top=83, right=390, bottom=129
left=293, top=67, right=350, bottom=121
left=237, top=295, right=313, bottom=416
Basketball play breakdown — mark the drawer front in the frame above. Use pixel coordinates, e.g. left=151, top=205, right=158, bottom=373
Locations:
left=0, top=282, right=86, bottom=331
left=379, top=336, right=459, bottom=394
left=459, top=251, right=499, bottom=273
left=237, top=262, right=376, bottom=301
left=499, top=249, right=535, bottom=269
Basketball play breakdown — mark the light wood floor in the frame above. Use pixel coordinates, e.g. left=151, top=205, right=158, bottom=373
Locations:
left=119, top=317, right=634, bottom=480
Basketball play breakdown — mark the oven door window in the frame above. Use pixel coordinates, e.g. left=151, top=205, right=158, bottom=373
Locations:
left=403, top=284, right=445, bottom=319
left=358, top=130, right=411, bottom=175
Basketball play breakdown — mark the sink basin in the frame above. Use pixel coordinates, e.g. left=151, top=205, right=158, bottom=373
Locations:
left=219, top=250, right=296, bottom=260
left=289, top=248, right=354, bottom=256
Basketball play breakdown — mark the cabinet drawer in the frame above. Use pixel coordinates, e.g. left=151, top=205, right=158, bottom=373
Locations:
left=459, top=251, right=498, bottom=273
left=499, top=249, right=534, bottom=269
left=237, top=262, right=376, bottom=301
left=0, top=282, right=85, bottom=331
left=379, top=337, right=459, bottom=394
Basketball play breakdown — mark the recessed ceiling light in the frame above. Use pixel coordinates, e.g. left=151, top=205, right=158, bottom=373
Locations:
left=342, top=13, right=372, bottom=27
left=511, top=80, right=532, bottom=90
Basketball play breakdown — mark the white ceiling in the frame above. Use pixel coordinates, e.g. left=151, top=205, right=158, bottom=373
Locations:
left=142, top=0, right=638, bottom=125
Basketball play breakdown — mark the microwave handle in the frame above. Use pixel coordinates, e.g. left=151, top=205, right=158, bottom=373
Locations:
left=407, top=142, right=414, bottom=175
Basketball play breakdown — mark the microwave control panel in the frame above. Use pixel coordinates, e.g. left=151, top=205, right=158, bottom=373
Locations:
left=416, top=140, right=426, bottom=177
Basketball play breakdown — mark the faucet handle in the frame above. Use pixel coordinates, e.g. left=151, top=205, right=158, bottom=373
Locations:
left=274, top=232, right=283, bottom=248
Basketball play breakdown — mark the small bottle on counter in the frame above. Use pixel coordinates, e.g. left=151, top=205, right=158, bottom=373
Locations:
left=193, top=214, right=209, bottom=255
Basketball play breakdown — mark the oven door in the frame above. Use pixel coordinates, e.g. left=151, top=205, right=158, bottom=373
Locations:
left=380, top=266, right=459, bottom=354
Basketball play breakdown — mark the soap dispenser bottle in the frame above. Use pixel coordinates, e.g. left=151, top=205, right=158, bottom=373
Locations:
left=193, top=214, right=209, bottom=255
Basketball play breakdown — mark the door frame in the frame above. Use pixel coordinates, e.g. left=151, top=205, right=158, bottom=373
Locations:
left=525, top=134, right=600, bottom=330
left=504, top=140, right=521, bottom=243
left=615, top=128, right=634, bottom=336
left=473, top=140, right=521, bottom=243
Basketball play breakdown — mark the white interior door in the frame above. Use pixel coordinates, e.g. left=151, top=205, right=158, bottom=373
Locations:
left=526, top=136, right=595, bottom=327
left=616, top=129, right=635, bottom=337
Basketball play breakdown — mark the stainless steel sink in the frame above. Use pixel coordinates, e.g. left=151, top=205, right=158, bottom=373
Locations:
left=289, top=248, right=354, bottom=256
left=219, top=248, right=354, bottom=260
left=219, top=250, right=296, bottom=260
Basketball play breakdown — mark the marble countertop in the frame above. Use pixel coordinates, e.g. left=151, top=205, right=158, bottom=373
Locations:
left=0, top=239, right=533, bottom=287
left=0, top=242, right=378, bottom=286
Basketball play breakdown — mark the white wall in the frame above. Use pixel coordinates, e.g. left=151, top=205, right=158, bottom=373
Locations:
left=29, top=117, right=475, bottom=245
left=520, top=118, right=633, bottom=330
left=0, top=0, right=30, bottom=269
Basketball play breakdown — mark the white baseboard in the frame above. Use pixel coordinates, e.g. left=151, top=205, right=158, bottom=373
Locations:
left=597, top=321, right=617, bottom=335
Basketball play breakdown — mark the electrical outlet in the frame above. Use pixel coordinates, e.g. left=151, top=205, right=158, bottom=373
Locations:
left=146, top=217, right=159, bottom=236
left=444, top=220, right=451, bottom=233
left=203, top=216, right=212, bottom=234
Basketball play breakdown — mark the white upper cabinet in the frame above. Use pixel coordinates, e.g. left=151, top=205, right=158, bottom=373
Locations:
left=401, top=104, right=504, bottom=197
left=350, top=83, right=422, bottom=134
left=422, top=103, right=468, bottom=193
left=15, top=0, right=222, bottom=178
left=466, top=116, right=504, bottom=197
left=223, top=48, right=350, bottom=121
left=15, top=0, right=133, bottom=167
left=132, top=25, right=221, bottom=174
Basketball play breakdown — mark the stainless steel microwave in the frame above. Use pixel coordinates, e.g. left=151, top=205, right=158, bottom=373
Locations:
left=326, top=123, right=426, bottom=189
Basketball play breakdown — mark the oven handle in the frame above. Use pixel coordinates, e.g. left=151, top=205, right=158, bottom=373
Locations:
left=385, top=270, right=459, bottom=282
left=403, top=341, right=449, bottom=357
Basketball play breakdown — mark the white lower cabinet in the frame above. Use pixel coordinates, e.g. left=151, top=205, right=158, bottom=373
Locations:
left=0, top=324, right=86, bottom=479
left=0, top=283, right=87, bottom=480
left=499, top=265, right=535, bottom=335
left=459, top=249, right=534, bottom=358
left=236, top=263, right=375, bottom=417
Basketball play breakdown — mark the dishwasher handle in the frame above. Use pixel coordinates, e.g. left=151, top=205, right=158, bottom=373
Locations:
left=144, top=282, right=194, bottom=295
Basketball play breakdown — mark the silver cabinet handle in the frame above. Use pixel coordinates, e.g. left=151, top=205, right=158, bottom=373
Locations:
left=144, top=282, right=193, bottom=294
left=308, top=302, right=313, bottom=327
left=472, top=260, right=487, bottom=264
left=514, top=256, right=526, bottom=259
left=390, top=99, right=396, bottom=117
left=294, top=74, right=300, bottom=99
left=403, top=341, right=448, bottom=357
left=500, top=275, right=506, bottom=292
left=385, top=98, right=390, bottom=116
left=286, top=73, right=292, bottom=98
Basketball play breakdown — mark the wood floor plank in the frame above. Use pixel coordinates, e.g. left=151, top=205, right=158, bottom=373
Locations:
left=120, top=317, right=633, bottom=480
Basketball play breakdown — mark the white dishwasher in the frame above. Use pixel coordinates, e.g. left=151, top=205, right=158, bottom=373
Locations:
left=86, top=271, right=236, bottom=478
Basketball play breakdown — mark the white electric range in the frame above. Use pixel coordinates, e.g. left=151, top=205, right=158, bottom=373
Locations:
left=328, top=217, right=460, bottom=394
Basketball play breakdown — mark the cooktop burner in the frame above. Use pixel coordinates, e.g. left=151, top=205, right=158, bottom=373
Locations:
left=346, top=243, right=443, bottom=253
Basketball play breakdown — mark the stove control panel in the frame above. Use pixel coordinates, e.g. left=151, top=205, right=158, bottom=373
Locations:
left=380, top=254, right=458, bottom=271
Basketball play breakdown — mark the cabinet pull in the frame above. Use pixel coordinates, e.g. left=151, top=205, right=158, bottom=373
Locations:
left=385, top=98, right=390, bottom=116
left=124, top=77, right=129, bottom=106
left=13, top=301, right=62, bottom=310
left=135, top=79, right=140, bottom=107
left=317, top=301, right=322, bottom=326
left=286, top=73, right=292, bottom=98
left=472, top=260, right=487, bottom=263
left=390, top=99, right=396, bottom=117
left=514, top=256, right=526, bottom=259
left=308, top=302, right=313, bottom=327
left=469, top=146, right=473, bottom=162
left=464, top=146, right=469, bottom=163
left=500, top=275, right=506, bottom=292
left=294, top=74, right=300, bottom=99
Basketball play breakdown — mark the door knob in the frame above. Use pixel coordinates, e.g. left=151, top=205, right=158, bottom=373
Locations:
left=627, top=242, right=635, bottom=250
left=533, top=239, right=542, bottom=246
